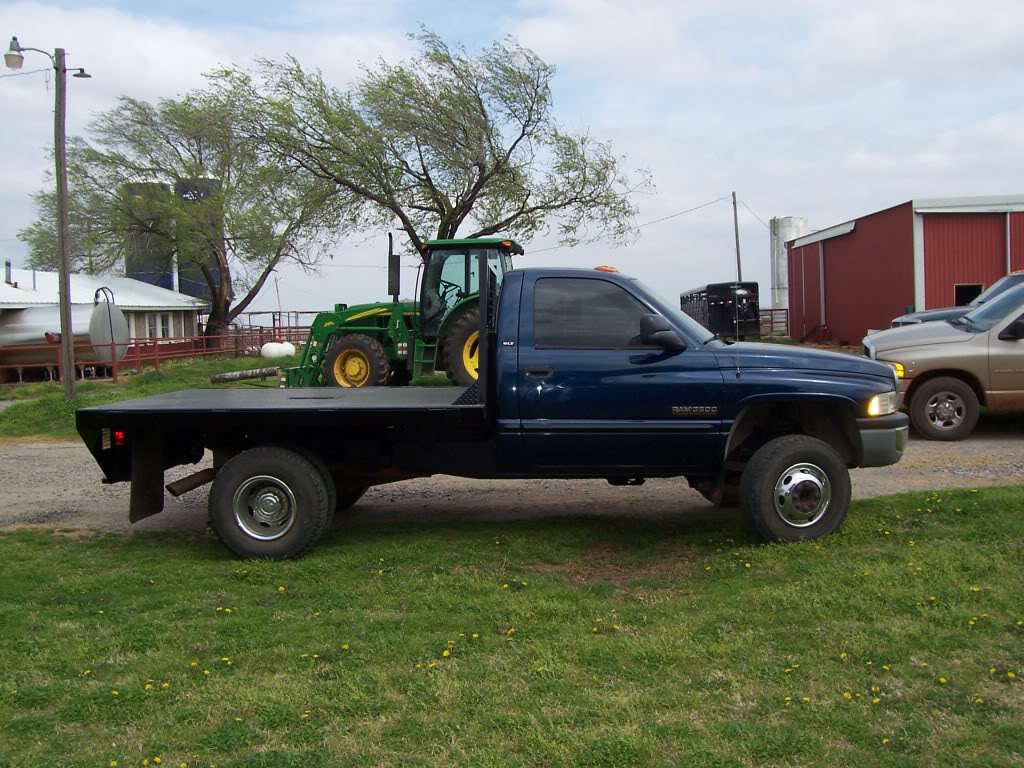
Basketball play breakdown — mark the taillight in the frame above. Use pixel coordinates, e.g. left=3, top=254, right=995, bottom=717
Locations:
left=114, top=430, right=126, bottom=447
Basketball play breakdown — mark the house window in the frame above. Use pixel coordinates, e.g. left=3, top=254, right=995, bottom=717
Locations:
left=146, top=313, right=158, bottom=339
left=161, top=313, right=172, bottom=338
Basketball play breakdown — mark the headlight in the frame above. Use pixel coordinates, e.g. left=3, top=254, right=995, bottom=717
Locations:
left=867, top=391, right=899, bottom=417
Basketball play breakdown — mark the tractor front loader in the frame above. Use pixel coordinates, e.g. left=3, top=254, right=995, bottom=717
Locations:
left=284, top=236, right=523, bottom=388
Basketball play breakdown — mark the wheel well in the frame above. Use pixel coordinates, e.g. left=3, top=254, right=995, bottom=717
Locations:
left=904, top=369, right=986, bottom=407
left=725, top=402, right=860, bottom=471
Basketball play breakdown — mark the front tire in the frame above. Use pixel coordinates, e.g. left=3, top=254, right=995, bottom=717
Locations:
left=443, top=308, right=480, bottom=386
left=909, top=376, right=979, bottom=441
left=209, top=447, right=331, bottom=559
left=739, top=435, right=851, bottom=542
left=324, top=334, right=391, bottom=388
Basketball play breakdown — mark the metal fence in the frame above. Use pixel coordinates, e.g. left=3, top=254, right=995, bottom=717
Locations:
left=759, top=309, right=789, bottom=337
left=0, top=325, right=311, bottom=385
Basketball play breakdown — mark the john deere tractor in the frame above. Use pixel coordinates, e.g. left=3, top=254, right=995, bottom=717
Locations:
left=285, top=236, right=523, bottom=388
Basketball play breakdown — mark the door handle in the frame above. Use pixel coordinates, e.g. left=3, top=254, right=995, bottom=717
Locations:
left=524, top=367, right=553, bottom=380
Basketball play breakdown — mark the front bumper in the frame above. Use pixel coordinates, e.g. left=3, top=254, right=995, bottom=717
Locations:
left=857, top=412, right=909, bottom=468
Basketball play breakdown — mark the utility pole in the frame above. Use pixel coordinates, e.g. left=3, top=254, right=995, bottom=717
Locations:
left=54, top=47, right=75, bottom=400
left=731, top=191, right=743, bottom=282
left=6, top=37, right=91, bottom=400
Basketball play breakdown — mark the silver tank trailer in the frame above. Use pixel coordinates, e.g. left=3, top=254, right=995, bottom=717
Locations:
left=0, top=302, right=130, bottom=366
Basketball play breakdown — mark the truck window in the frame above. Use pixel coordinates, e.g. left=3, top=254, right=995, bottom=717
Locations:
left=534, top=277, right=649, bottom=348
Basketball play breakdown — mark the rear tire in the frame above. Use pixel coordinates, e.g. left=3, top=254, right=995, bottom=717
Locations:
left=739, top=435, right=851, bottom=542
left=443, top=308, right=480, bottom=386
left=909, top=376, right=979, bottom=441
left=209, top=447, right=331, bottom=559
left=324, top=334, right=390, bottom=388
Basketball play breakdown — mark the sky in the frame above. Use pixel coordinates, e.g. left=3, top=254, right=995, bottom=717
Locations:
left=2, top=0, right=1024, bottom=317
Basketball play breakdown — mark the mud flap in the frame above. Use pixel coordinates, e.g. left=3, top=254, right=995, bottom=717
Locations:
left=129, top=434, right=165, bottom=523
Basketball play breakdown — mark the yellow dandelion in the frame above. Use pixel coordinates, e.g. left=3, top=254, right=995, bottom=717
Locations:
left=871, top=686, right=880, bottom=693
left=938, top=676, right=947, bottom=685
left=921, top=662, right=929, bottom=668
left=341, top=644, right=350, bottom=651
left=442, top=649, right=450, bottom=658
left=784, top=668, right=792, bottom=674
left=881, top=738, right=890, bottom=745
left=472, top=633, right=479, bottom=640
left=179, top=763, right=188, bottom=768
left=110, top=761, right=118, bottom=767
left=928, top=596, right=937, bottom=603
left=224, top=608, right=232, bottom=615
left=744, top=563, right=751, bottom=569
left=144, top=683, right=153, bottom=691
left=970, top=586, right=980, bottom=592
left=161, top=682, right=169, bottom=689
left=839, top=652, right=848, bottom=660
left=203, top=669, right=210, bottom=677
left=277, top=586, right=286, bottom=593
left=990, top=667, right=998, bottom=674
left=190, top=661, right=198, bottom=668
left=793, top=664, right=800, bottom=669
left=1008, top=671, right=1017, bottom=680
left=872, top=697, right=881, bottom=705
left=154, top=759, right=161, bottom=766
left=882, top=665, right=890, bottom=671
left=377, top=569, right=384, bottom=576
left=592, top=626, right=598, bottom=633
left=502, top=583, right=510, bottom=590
left=801, top=696, right=810, bottom=703
left=111, top=690, right=119, bottom=697
left=842, top=691, right=852, bottom=701
left=82, top=669, right=92, bottom=677
left=975, top=697, right=984, bottom=704
left=783, top=696, right=792, bottom=702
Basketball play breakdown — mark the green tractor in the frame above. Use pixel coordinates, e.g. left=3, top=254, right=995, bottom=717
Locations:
left=285, top=236, right=523, bottom=388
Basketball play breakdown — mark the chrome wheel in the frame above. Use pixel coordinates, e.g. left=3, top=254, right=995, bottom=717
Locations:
left=233, top=475, right=297, bottom=541
left=925, top=391, right=965, bottom=431
left=773, top=463, right=832, bottom=528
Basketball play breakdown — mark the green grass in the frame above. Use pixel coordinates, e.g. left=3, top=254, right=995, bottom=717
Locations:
left=0, top=358, right=451, bottom=439
left=0, top=357, right=300, bottom=440
left=1, top=488, right=1022, bottom=767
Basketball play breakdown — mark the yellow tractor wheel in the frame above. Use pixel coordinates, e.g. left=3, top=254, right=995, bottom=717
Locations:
left=443, top=308, right=481, bottom=386
left=323, top=334, right=391, bottom=387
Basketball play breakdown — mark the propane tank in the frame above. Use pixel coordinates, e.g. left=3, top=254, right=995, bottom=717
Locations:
left=0, top=299, right=130, bottom=365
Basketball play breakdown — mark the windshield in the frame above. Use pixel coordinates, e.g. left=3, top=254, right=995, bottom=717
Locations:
left=629, top=278, right=719, bottom=343
left=971, top=274, right=1019, bottom=306
left=957, top=284, right=1024, bottom=332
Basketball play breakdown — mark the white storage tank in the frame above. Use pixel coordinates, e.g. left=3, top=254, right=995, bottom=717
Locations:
left=769, top=217, right=809, bottom=310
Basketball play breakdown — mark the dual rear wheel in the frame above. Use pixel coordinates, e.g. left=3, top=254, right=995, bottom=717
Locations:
left=209, top=447, right=368, bottom=559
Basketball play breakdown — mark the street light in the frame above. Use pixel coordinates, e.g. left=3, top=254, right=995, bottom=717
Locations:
left=5, top=36, right=91, bottom=400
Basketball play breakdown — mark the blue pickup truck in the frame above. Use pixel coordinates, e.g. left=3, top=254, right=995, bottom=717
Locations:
left=77, top=259, right=908, bottom=559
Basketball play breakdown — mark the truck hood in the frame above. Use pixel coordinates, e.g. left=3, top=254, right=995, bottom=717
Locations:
left=715, top=342, right=891, bottom=379
left=865, top=321, right=971, bottom=354
left=891, top=306, right=970, bottom=326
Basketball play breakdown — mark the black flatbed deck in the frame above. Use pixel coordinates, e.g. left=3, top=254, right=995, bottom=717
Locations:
left=76, top=386, right=484, bottom=431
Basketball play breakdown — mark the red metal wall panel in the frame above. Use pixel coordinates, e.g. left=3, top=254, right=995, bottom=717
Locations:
left=787, top=244, right=813, bottom=337
left=802, top=244, right=822, bottom=334
left=924, top=213, right=1006, bottom=308
left=1010, top=212, right=1024, bottom=272
left=822, top=202, right=914, bottom=344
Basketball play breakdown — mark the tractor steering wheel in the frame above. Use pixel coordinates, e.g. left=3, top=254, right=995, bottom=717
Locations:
left=438, top=279, right=463, bottom=302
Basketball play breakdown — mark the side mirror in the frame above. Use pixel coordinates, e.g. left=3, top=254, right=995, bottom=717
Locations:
left=640, top=314, right=685, bottom=352
left=998, top=317, right=1024, bottom=341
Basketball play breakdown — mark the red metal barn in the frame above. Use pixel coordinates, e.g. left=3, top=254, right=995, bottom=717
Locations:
left=786, top=196, right=1024, bottom=344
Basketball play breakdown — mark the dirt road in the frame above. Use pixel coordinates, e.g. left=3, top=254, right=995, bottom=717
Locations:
left=1, top=417, right=1021, bottom=537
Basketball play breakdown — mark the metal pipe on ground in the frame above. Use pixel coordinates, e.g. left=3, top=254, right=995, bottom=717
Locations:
left=208, top=367, right=280, bottom=384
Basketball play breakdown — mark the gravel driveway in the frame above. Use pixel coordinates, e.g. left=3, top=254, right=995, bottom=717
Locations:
left=1, top=416, right=1021, bottom=537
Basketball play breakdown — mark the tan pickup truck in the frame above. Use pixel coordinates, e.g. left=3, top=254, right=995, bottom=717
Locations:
left=863, top=285, right=1024, bottom=440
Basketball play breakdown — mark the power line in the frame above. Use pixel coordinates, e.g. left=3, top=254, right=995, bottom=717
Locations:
left=0, top=67, right=49, bottom=79
left=530, top=195, right=730, bottom=254
left=739, top=200, right=770, bottom=230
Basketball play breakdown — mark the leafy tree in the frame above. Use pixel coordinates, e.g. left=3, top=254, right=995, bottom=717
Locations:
left=18, top=89, right=346, bottom=336
left=215, top=29, right=649, bottom=254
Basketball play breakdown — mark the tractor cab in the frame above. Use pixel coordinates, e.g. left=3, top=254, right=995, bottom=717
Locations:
left=418, top=239, right=521, bottom=340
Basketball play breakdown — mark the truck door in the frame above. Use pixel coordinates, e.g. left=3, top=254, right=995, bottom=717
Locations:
left=516, top=275, right=726, bottom=473
left=988, top=308, right=1024, bottom=410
